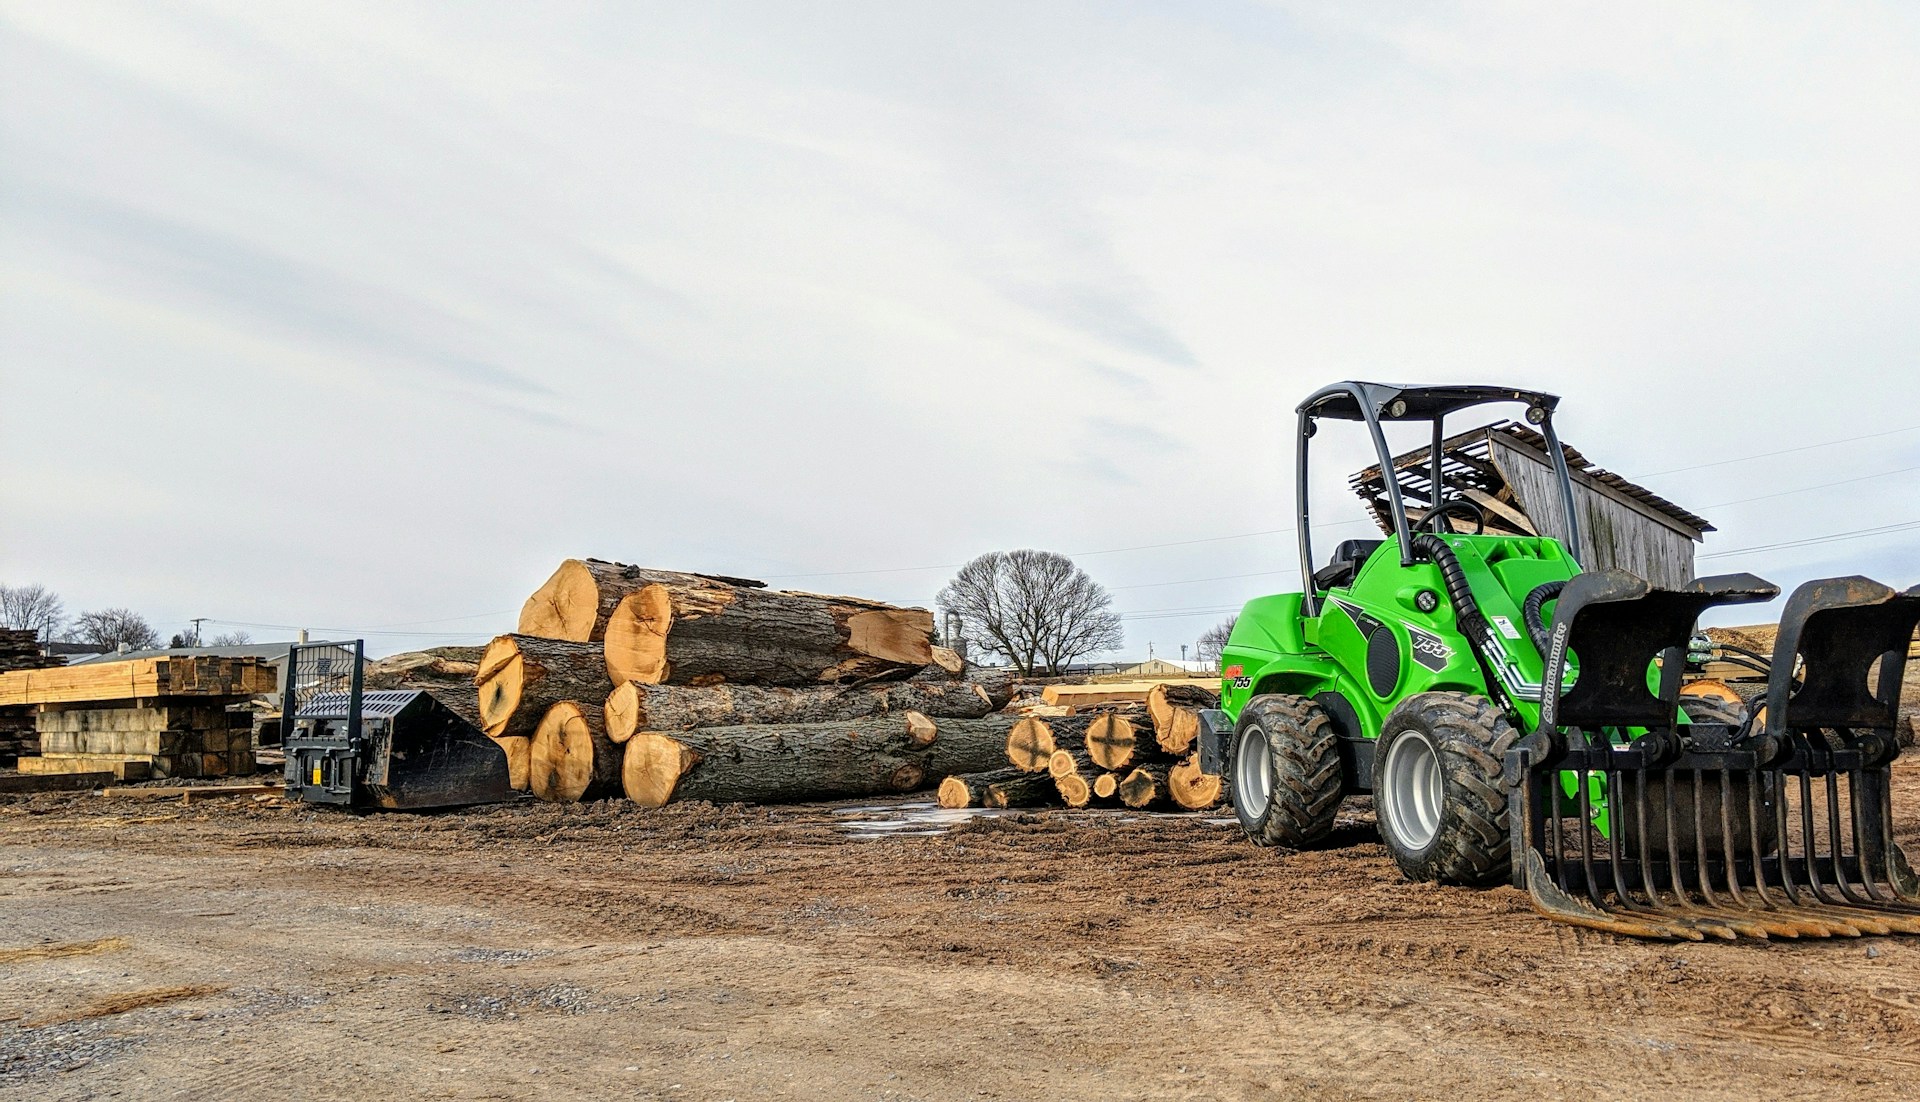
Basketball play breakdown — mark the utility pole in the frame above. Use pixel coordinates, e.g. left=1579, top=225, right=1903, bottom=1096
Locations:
left=189, top=618, right=209, bottom=646
left=1180, top=644, right=1188, bottom=663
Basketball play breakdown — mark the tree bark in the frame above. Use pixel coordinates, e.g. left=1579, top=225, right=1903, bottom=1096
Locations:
left=602, top=577, right=934, bottom=688
left=620, top=714, right=1016, bottom=807
left=529, top=701, right=621, bottom=802
left=602, top=679, right=993, bottom=743
left=475, top=635, right=611, bottom=741
left=518, top=558, right=766, bottom=643
left=1167, top=753, right=1223, bottom=810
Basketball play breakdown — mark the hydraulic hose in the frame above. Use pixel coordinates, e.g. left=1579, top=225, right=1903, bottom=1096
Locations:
left=1410, top=534, right=1486, bottom=627
left=1522, top=580, right=1567, bottom=659
left=1409, top=533, right=1500, bottom=686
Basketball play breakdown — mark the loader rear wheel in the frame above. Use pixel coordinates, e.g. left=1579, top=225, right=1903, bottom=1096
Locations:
left=1231, top=694, right=1344, bottom=848
left=1373, top=692, right=1517, bottom=886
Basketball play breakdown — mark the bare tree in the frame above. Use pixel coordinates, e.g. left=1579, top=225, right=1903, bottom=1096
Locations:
left=1197, top=615, right=1239, bottom=667
left=210, top=631, right=253, bottom=646
left=0, top=583, right=65, bottom=642
left=937, top=550, right=1124, bottom=675
left=72, top=608, right=160, bottom=652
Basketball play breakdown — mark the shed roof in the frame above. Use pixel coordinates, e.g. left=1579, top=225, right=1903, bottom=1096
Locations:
left=1350, top=421, right=1714, bottom=537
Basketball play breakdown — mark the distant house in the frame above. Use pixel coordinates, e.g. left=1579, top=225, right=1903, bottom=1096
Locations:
left=1350, top=421, right=1713, bottom=588
left=1115, top=657, right=1217, bottom=679
left=68, top=642, right=356, bottom=697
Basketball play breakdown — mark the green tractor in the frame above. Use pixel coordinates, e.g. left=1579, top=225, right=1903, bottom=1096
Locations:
left=1198, top=381, right=1920, bottom=940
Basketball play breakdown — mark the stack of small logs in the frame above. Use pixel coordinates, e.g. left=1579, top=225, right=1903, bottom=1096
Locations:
left=475, top=558, right=1017, bottom=805
left=938, top=682, right=1223, bottom=811
left=0, top=629, right=61, bottom=763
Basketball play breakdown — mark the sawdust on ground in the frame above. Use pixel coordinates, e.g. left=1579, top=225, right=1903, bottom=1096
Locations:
left=4, top=765, right=1920, bottom=1100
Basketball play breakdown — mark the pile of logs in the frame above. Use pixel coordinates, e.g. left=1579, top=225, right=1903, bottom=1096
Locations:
left=938, top=682, right=1223, bottom=811
left=479, top=559, right=1007, bottom=805
left=467, top=556, right=1227, bottom=812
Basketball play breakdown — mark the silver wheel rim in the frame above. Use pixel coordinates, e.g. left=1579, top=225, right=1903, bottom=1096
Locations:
left=1381, top=730, right=1442, bottom=850
left=1235, top=726, right=1272, bottom=820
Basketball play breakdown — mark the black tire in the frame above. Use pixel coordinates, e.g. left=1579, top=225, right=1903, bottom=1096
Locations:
left=1230, top=694, right=1344, bottom=848
left=1372, top=692, right=1517, bottom=885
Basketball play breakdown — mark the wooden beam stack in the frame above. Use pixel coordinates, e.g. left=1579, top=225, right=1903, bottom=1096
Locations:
left=0, top=656, right=273, bottom=780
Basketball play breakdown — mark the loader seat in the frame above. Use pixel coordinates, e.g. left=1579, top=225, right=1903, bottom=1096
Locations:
left=1314, top=539, right=1384, bottom=591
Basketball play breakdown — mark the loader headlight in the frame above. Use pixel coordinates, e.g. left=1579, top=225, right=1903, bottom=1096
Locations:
left=1526, top=405, right=1548, bottom=425
left=1414, top=589, right=1439, bottom=613
left=1388, top=399, right=1408, bottom=417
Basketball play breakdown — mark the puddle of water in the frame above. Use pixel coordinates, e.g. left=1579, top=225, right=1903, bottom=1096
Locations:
left=828, top=801, right=1019, bottom=839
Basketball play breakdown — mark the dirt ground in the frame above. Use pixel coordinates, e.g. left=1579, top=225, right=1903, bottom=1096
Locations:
left=5, top=769, right=1920, bottom=1102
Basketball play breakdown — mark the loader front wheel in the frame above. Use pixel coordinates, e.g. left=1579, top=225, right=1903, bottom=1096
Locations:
left=1373, top=692, right=1517, bottom=886
left=1231, top=694, right=1344, bottom=848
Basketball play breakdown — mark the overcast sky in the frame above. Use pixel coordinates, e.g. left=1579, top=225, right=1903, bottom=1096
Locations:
left=4, top=1, right=1918, bottom=658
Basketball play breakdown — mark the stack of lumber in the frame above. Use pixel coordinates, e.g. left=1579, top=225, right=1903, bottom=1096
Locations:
left=0, top=629, right=62, bottom=763
left=939, top=682, right=1225, bottom=812
left=0, top=657, right=273, bottom=780
left=485, top=558, right=998, bottom=804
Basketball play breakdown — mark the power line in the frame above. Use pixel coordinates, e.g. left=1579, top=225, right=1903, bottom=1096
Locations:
left=1632, top=423, right=1920, bottom=479
left=1698, top=464, right=1920, bottom=510
left=1697, top=519, right=1920, bottom=560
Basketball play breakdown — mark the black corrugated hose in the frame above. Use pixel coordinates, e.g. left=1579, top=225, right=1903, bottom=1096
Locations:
left=1522, top=580, right=1567, bottom=659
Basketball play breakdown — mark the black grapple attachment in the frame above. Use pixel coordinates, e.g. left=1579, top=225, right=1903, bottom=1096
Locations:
left=1507, top=571, right=1920, bottom=940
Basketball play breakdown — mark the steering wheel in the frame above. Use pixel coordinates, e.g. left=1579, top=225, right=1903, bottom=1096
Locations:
left=1418, top=498, right=1486, bottom=535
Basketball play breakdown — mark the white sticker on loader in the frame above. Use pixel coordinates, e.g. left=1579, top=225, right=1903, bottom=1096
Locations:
left=1491, top=615, right=1523, bottom=640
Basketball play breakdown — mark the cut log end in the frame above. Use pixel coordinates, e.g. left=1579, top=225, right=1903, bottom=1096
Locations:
left=621, top=732, right=701, bottom=808
left=605, top=680, right=640, bottom=743
left=928, top=645, right=966, bottom=676
left=1118, top=764, right=1169, bottom=809
left=1055, top=772, right=1091, bottom=808
left=937, top=775, right=975, bottom=809
left=474, top=637, right=525, bottom=736
left=517, top=559, right=602, bottom=642
left=1158, top=707, right=1202, bottom=755
left=529, top=702, right=613, bottom=803
left=1168, top=753, right=1223, bottom=810
left=1085, top=713, right=1142, bottom=770
left=844, top=608, right=936, bottom=667
left=1092, top=772, right=1118, bottom=799
left=1005, top=717, right=1057, bottom=773
left=603, top=585, right=675, bottom=687
left=493, top=735, right=530, bottom=790
left=1047, top=748, right=1079, bottom=780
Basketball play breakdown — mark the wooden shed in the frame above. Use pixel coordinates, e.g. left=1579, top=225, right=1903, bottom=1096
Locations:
left=1349, top=422, right=1713, bottom=588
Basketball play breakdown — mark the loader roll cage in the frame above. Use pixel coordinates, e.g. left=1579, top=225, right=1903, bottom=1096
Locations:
left=1294, top=381, right=1583, bottom=613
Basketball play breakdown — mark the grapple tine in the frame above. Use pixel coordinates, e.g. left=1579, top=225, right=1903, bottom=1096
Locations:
left=1507, top=572, right=1920, bottom=942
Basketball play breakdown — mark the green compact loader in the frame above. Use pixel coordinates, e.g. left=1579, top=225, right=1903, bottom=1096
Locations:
left=1200, top=381, right=1920, bottom=940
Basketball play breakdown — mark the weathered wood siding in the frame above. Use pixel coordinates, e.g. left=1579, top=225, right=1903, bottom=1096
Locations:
left=1490, top=437, right=1698, bottom=587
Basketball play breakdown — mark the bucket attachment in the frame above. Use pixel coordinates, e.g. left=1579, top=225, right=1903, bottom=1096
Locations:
left=1507, top=572, right=1920, bottom=940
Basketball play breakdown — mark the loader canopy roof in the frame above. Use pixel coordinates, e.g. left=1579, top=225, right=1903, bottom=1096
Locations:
left=1298, top=382, right=1559, bottom=422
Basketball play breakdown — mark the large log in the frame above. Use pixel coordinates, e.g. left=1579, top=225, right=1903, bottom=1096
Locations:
left=1004, top=714, right=1115, bottom=772
left=602, top=578, right=934, bottom=688
left=620, top=714, right=1015, bottom=807
left=475, top=635, right=611, bottom=740
left=529, top=701, right=621, bottom=802
left=1084, top=711, right=1155, bottom=770
left=602, top=679, right=993, bottom=743
left=518, top=558, right=766, bottom=643
left=937, top=768, right=1056, bottom=809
